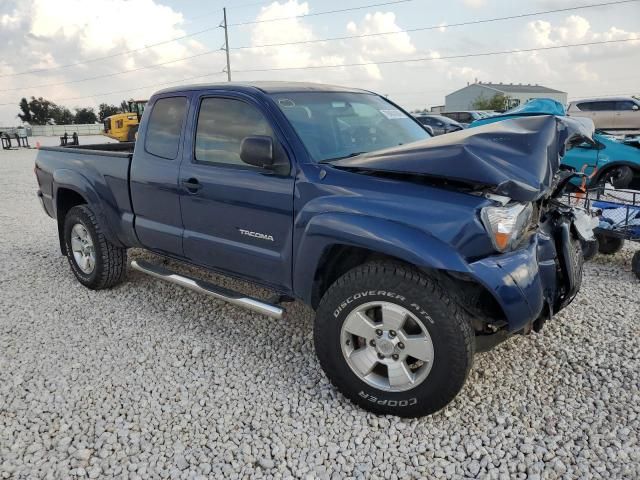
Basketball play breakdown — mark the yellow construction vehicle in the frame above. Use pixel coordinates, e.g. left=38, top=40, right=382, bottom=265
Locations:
left=103, top=99, right=147, bottom=142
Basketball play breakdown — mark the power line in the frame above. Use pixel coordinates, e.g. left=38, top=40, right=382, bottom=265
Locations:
left=228, top=0, right=277, bottom=9
left=184, top=0, right=342, bottom=25
left=384, top=75, right=640, bottom=97
left=1, top=0, right=634, bottom=80
left=229, top=38, right=639, bottom=74
left=0, top=25, right=224, bottom=79
left=0, top=0, right=410, bottom=78
left=1, top=37, right=636, bottom=107
left=5, top=35, right=635, bottom=95
left=227, top=0, right=413, bottom=26
left=0, top=71, right=226, bottom=107
left=229, top=0, right=640, bottom=50
left=0, top=50, right=224, bottom=93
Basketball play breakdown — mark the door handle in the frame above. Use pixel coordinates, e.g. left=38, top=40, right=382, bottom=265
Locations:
left=181, top=178, right=202, bottom=193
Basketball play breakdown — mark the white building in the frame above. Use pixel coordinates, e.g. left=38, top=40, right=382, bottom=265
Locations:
left=445, top=82, right=567, bottom=111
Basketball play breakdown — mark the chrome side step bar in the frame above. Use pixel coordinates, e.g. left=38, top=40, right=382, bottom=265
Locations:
left=130, top=260, right=284, bottom=320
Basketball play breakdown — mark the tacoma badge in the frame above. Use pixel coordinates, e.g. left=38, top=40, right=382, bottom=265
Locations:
left=238, top=228, right=274, bottom=242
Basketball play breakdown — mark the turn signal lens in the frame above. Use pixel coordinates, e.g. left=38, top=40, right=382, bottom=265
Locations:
left=481, top=203, right=533, bottom=252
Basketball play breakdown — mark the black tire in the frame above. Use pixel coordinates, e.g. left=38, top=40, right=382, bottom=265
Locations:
left=596, top=233, right=625, bottom=255
left=63, top=205, right=127, bottom=289
left=581, top=238, right=599, bottom=261
left=632, top=251, right=640, bottom=281
left=314, top=261, right=475, bottom=418
left=601, top=165, right=634, bottom=189
left=559, top=234, right=584, bottom=310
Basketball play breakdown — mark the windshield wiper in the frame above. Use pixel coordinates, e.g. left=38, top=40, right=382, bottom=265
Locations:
left=319, top=152, right=367, bottom=164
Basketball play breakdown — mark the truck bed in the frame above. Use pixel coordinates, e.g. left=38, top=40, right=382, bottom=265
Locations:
left=35, top=141, right=137, bottom=248
left=39, top=141, right=135, bottom=157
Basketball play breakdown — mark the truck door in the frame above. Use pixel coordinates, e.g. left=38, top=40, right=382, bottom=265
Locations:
left=178, top=94, right=295, bottom=290
left=130, top=95, right=189, bottom=256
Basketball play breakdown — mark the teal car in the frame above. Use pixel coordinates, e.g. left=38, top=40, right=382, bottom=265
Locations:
left=470, top=99, right=640, bottom=189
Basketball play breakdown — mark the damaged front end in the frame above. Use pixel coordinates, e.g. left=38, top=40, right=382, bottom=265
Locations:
left=331, top=115, right=595, bottom=202
left=332, top=115, right=597, bottom=343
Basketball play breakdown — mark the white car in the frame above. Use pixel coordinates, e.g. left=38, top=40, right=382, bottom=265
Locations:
left=567, top=96, right=640, bottom=131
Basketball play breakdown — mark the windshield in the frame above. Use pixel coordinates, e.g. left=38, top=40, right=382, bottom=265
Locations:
left=271, top=92, right=430, bottom=162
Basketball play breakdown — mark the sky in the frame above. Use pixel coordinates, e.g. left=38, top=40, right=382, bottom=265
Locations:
left=0, top=0, right=639, bottom=124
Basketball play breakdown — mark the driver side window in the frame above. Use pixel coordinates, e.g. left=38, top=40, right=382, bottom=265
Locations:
left=195, top=98, right=274, bottom=168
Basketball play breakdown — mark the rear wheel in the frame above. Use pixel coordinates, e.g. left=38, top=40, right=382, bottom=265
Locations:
left=314, top=261, right=475, bottom=417
left=596, top=233, right=625, bottom=255
left=63, top=205, right=127, bottom=289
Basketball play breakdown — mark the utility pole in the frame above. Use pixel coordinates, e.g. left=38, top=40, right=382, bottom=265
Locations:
left=222, top=7, right=231, bottom=82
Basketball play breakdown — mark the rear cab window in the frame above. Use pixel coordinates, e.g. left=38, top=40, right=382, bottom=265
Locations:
left=144, top=97, right=188, bottom=160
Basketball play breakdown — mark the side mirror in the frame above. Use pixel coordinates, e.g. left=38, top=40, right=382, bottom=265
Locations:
left=633, top=105, right=639, bottom=111
left=423, top=125, right=434, bottom=136
left=240, top=136, right=274, bottom=169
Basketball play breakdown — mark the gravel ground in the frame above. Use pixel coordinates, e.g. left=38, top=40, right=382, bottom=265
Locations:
left=1, top=143, right=639, bottom=479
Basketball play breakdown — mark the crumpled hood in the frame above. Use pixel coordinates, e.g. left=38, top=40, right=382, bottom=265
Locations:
left=331, top=115, right=594, bottom=202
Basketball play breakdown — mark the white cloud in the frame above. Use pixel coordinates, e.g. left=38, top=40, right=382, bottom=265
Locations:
left=0, top=1, right=639, bottom=122
left=462, top=0, right=486, bottom=8
left=348, top=12, right=416, bottom=57
left=233, top=2, right=416, bottom=83
left=29, top=0, right=194, bottom=61
left=1, top=10, right=20, bottom=29
left=0, top=0, right=210, bottom=119
left=528, top=15, right=638, bottom=49
left=524, top=15, right=639, bottom=82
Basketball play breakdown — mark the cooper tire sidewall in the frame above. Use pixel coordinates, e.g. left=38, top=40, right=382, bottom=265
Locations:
left=318, top=285, right=464, bottom=410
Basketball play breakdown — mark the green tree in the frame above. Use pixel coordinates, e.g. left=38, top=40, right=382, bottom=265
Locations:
left=472, top=94, right=510, bottom=111
left=50, top=105, right=75, bottom=125
left=74, top=107, right=98, bottom=124
left=98, top=103, right=121, bottom=122
left=18, top=97, right=55, bottom=125
left=17, top=98, right=32, bottom=123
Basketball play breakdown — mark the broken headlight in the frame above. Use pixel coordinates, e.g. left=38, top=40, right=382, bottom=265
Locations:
left=481, top=202, right=533, bottom=252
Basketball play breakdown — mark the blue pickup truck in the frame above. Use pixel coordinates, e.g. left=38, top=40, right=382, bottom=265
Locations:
left=35, top=82, right=595, bottom=417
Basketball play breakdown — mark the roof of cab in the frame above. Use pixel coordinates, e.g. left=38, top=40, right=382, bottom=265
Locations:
left=154, top=81, right=371, bottom=96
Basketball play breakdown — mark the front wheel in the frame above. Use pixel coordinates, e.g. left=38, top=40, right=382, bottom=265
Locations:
left=314, top=262, right=475, bottom=417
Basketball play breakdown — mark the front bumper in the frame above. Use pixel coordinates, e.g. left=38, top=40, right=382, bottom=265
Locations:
left=468, top=230, right=562, bottom=332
